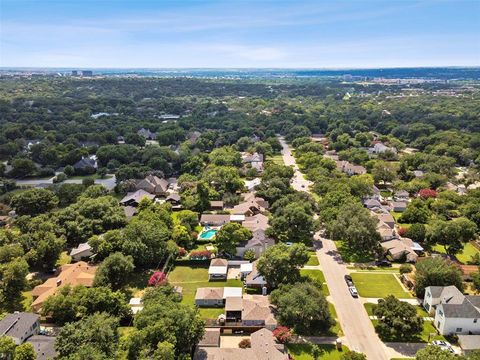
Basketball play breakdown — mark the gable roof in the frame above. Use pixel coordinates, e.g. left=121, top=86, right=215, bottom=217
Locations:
left=245, top=261, right=267, bottom=286
left=120, top=189, right=155, bottom=205
left=0, top=313, right=39, bottom=340
left=242, top=213, right=269, bottom=232
left=136, top=175, right=169, bottom=194
left=73, top=157, right=96, bottom=170
left=69, top=242, right=92, bottom=257
left=200, top=214, right=231, bottom=225
left=31, top=262, right=96, bottom=311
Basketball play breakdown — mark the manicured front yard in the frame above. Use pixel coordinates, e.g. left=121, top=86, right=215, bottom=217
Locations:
left=433, top=242, right=480, bottom=264
left=300, top=269, right=328, bottom=296
left=306, top=255, right=320, bottom=266
left=350, top=273, right=412, bottom=298
left=334, top=241, right=375, bottom=263
left=268, top=154, right=284, bottom=165
left=168, top=264, right=243, bottom=320
left=286, top=344, right=349, bottom=360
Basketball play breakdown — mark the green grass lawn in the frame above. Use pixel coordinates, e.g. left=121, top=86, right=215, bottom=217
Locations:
left=286, top=344, right=349, bottom=360
left=334, top=241, right=375, bottom=263
left=346, top=266, right=400, bottom=273
left=301, top=269, right=329, bottom=296
left=364, top=303, right=444, bottom=343
left=306, top=255, right=320, bottom=266
left=267, top=154, right=284, bottom=165
left=433, top=242, right=480, bottom=264
left=67, top=174, right=113, bottom=180
left=168, top=265, right=242, bottom=320
left=350, top=273, right=412, bottom=298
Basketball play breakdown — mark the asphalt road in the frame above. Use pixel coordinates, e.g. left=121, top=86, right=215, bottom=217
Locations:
left=280, top=137, right=388, bottom=360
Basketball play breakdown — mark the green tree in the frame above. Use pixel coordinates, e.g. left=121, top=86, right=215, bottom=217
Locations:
left=405, top=223, right=426, bottom=243
left=399, top=199, right=431, bottom=224
left=0, top=258, right=29, bottom=311
left=269, top=201, right=316, bottom=244
left=14, top=343, right=36, bottom=360
left=373, top=295, right=423, bottom=340
left=415, top=345, right=456, bottom=360
left=372, top=161, right=397, bottom=184
left=215, top=223, right=252, bottom=255
left=55, top=313, right=119, bottom=359
left=472, top=271, right=480, bottom=293
left=415, top=257, right=463, bottom=297
left=311, top=344, right=323, bottom=360
left=341, top=351, right=367, bottom=360
left=257, top=243, right=309, bottom=288
left=243, top=249, right=256, bottom=262
left=0, top=336, right=16, bottom=359
left=426, top=218, right=477, bottom=256
left=10, top=158, right=37, bottom=178
left=11, top=188, right=58, bottom=216
left=329, top=203, right=381, bottom=257
left=270, top=282, right=332, bottom=334
left=93, top=252, right=135, bottom=290
left=153, top=341, right=175, bottom=360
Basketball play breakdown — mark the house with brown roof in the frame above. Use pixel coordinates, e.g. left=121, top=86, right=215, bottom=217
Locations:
left=194, top=328, right=287, bottom=360
left=244, top=260, right=267, bottom=289
left=31, top=262, right=96, bottom=312
left=200, top=214, right=231, bottom=226
left=135, top=175, right=169, bottom=195
left=209, top=200, right=224, bottom=210
left=381, top=237, right=423, bottom=263
left=224, top=295, right=277, bottom=330
left=242, top=213, right=270, bottom=232
left=120, top=189, right=156, bottom=207
left=232, top=193, right=269, bottom=216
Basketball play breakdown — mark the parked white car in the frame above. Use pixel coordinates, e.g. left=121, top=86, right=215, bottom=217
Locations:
left=348, top=286, right=358, bottom=298
left=431, top=340, right=455, bottom=354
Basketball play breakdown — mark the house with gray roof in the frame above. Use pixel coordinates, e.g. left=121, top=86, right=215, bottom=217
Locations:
left=424, top=285, right=480, bottom=335
left=120, top=189, right=156, bottom=207
left=236, top=229, right=275, bottom=259
left=69, top=242, right=93, bottom=261
left=0, top=312, right=40, bottom=345
left=137, top=128, right=156, bottom=140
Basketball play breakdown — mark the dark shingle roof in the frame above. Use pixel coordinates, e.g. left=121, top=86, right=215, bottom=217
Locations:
left=0, top=312, right=39, bottom=340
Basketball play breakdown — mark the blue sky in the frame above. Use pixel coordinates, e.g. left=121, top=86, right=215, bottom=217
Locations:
left=1, top=0, right=479, bottom=68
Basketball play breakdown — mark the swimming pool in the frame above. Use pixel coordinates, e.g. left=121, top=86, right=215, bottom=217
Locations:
left=199, top=229, right=218, bottom=240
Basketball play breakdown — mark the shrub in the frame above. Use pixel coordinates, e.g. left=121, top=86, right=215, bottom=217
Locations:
left=272, top=326, right=292, bottom=344
left=53, top=173, right=68, bottom=183
left=418, top=189, right=437, bottom=199
left=397, top=227, right=407, bottom=237
left=148, top=271, right=167, bottom=287
left=399, top=264, right=413, bottom=274
left=178, top=247, right=187, bottom=257
left=189, top=250, right=212, bottom=260
left=243, top=249, right=256, bottom=262
left=238, top=339, right=251, bottom=348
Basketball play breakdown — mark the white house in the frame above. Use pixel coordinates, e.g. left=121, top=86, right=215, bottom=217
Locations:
left=69, top=242, right=93, bottom=261
left=208, top=258, right=228, bottom=280
left=424, top=286, right=480, bottom=335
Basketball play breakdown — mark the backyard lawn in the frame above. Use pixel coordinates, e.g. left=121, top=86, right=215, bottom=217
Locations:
left=433, top=242, right=480, bottom=264
left=350, top=273, right=412, bottom=298
left=168, top=264, right=243, bottom=320
left=267, top=154, right=284, bottom=165
left=286, top=344, right=349, bottom=360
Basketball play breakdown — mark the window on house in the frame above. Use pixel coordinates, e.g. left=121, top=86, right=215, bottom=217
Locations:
left=474, top=319, right=478, bottom=323
left=456, top=328, right=462, bottom=332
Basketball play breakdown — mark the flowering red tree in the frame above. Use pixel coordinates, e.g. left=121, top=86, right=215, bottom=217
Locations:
left=272, top=326, right=293, bottom=344
left=189, top=250, right=212, bottom=260
left=148, top=271, right=167, bottom=287
left=398, top=227, right=407, bottom=237
left=418, top=189, right=437, bottom=199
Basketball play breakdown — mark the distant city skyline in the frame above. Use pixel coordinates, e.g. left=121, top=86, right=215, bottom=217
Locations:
left=1, top=0, right=479, bottom=68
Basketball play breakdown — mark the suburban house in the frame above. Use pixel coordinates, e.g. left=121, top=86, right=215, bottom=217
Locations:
left=200, top=214, right=231, bottom=227
left=0, top=312, right=40, bottom=345
left=197, top=328, right=221, bottom=348
left=135, top=175, right=169, bottom=195
left=368, top=142, right=397, bottom=155
left=423, top=285, right=480, bottom=335
left=137, top=128, right=156, bottom=140
left=374, top=212, right=395, bottom=229
left=194, top=287, right=242, bottom=307
left=245, top=178, right=261, bottom=192
left=69, top=242, right=93, bottom=261
left=381, top=237, right=423, bottom=263
left=335, top=161, right=367, bottom=176
left=242, top=213, right=270, bottom=232
left=242, top=152, right=264, bottom=172
left=73, top=156, right=97, bottom=173
left=225, top=295, right=277, bottom=329
left=394, top=190, right=410, bottom=202
left=232, top=193, right=269, bottom=216
left=209, top=200, right=224, bottom=211
left=236, top=229, right=275, bottom=259
left=165, top=193, right=182, bottom=210
left=391, top=201, right=407, bottom=212
left=129, top=297, right=143, bottom=314
left=194, top=328, right=288, bottom=360
left=120, top=189, right=156, bottom=207
left=27, top=335, right=57, bottom=360
left=364, top=199, right=382, bottom=210
left=208, top=258, right=229, bottom=280
left=31, top=262, right=96, bottom=312
left=244, top=260, right=267, bottom=289
left=377, top=222, right=397, bottom=241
